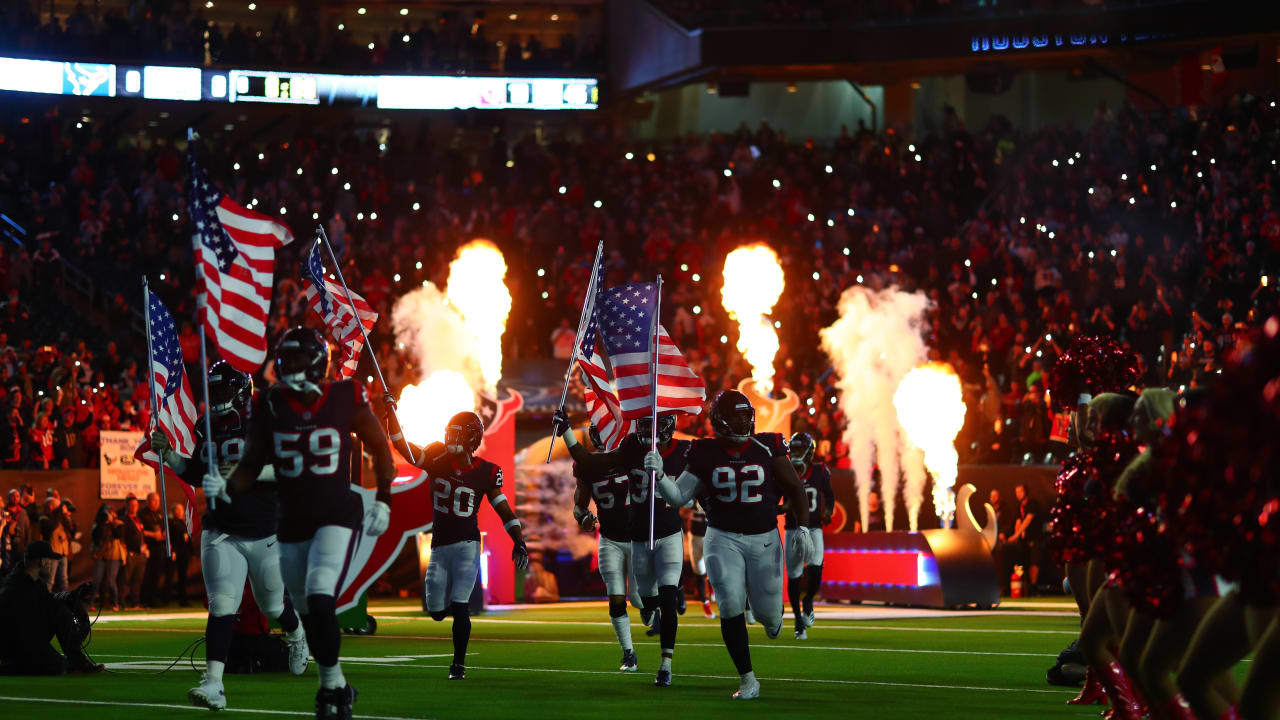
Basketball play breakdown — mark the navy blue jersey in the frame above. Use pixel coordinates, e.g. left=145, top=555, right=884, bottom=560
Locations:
left=424, top=454, right=502, bottom=548
left=258, top=380, right=364, bottom=543
left=622, top=437, right=689, bottom=542
left=179, top=417, right=278, bottom=539
left=687, top=433, right=788, bottom=535
left=574, top=463, right=631, bottom=544
left=785, top=462, right=834, bottom=530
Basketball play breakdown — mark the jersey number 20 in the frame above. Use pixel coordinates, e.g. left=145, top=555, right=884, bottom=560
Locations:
left=710, top=465, right=766, bottom=503
left=433, top=478, right=476, bottom=518
left=273, top=428, right=341, bottom=478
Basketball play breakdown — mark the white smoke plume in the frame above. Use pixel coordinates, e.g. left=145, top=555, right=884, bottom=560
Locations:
left=391, top=283, right=486, bottom=392
left=819, top=286, right=932, bottom=531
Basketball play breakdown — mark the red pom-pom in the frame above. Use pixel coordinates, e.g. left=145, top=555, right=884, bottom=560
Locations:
left=1049, top=430, right=1139, bottom=565
left=1047, top=336, right=1141, bottom=411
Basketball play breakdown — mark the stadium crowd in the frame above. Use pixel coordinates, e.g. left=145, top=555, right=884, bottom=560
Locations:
left=0, top=0, right=602, bottom=75
left=1, top=92, right=1278, bottom=481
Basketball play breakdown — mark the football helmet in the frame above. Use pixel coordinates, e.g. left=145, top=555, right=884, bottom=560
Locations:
left=635, top=414, right=676, bottom=447
left=789, top=432, right=815, bottom=471
left=208, top=360, right=252, bottom=425
left=445, top=411, right=484, bottom=456
left=275, top=327, right=329, bottom=395
left=709, top=389, right=754, bottom=441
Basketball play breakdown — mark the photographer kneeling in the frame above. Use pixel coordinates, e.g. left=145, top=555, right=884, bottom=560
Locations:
left=0, top=540, right=103, bottom=675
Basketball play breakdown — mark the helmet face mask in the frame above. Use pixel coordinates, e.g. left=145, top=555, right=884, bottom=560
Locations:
left=208, top=361, right=253, bottom=426
left=635, top=415, right=676, bottom=447
left=710, top=390, right=755, bottom=441
left=274, top=328, right=329, bottom=395
left=789, top=432, right=815, bottom=471
left=444, top=411, right=485, bottom=457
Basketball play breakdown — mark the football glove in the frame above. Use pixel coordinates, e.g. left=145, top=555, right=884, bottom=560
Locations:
left=642, top=450, right=663, bottom=476
left=365, top=500, right=391, bottom=537
left=512, top=541, right=530, bottom=571
left=552, top=407, right=571, bottom=438
left=382, top=393, right=398, bottom=412
left=793, top=526, right=816, bottom=565
left=573, top=505, right=598, bottom=532
left=202, top=471, right=232, bottom=508
left=150, top=429, right=170, bottom=455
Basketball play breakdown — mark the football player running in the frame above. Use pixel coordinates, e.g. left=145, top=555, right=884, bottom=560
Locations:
left=151, top=361, right=308, bottom=711
left=219, top=328, right=397, bottom=720
left=384, top=408, right=530, bottom=680
left=554, top=410, right=688, bottom=688
left=783, top=432, right=834, bottom=639
left=567, top=424, right=643, bottom=672
left=653, top=389, right=814, bottom=700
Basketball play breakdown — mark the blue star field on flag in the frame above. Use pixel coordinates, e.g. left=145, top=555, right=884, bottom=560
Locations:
left=147, top=289, right=184, bottom=398
left=597, top=282, right=657, bottom=355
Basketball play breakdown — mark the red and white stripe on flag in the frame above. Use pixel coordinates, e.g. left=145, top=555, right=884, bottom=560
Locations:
left=133, top=366, right=200, bottom=535
left=134, top=437, right=202, bottom=536
left=608, top=326, right=705, bottom=420
left=306, top=279, right=378, bottom=379
left=196, top=198, right=294, bottom=372
left=577, top=350, right=629, bottom=450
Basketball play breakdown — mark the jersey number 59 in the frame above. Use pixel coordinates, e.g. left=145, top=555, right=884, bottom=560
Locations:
left=273, top=428, right=341, bottom=478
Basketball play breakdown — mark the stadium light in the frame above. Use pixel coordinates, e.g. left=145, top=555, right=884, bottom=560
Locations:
left=692, top=305, right=701, bottom=314
left=593, top=200, right=602, bottom=209
left=394, top=273, right=401, bottom=283
left=400, top=8, right=408, bottom=15
left=357, top=7, right=366, bottom=14
left=233, top=162, right=240, bottom=170
left=344, top=182, right=351, bottom=190
left=416, top=261, right=423, bottom=270
left=248, top=2, right=255, bottom=9
left=625, top=152, right=634, bottom=160
left=537, top=268, right=546, bottom=277
left=691, top=273, right=701, bottom=282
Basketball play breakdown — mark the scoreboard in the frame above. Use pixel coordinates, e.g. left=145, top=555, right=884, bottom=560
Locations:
left=0, top=56, right=598, bottom=111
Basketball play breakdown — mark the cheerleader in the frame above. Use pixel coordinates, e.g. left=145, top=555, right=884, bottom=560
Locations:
left=1065, top=393, right=1144, bottom=718
left=1166, top=317, right=1280, bottom=720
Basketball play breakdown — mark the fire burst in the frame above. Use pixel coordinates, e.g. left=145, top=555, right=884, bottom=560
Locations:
left=721, top=243, right=784, bottom=394
left=397, top=370, right=476, bottom=447
left=446, top=239, right=511, bottom=395
left=893, top=363, right=966, bottom=526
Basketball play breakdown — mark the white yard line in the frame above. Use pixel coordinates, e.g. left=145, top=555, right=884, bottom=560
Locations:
left=0, top=696, right=432, bottom=720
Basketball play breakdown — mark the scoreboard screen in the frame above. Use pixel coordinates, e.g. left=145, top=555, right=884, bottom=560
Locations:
left=230, top=70, right=320, bottom=104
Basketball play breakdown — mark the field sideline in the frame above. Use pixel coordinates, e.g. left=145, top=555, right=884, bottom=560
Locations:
left=0, top=600, right=1209, bottom=719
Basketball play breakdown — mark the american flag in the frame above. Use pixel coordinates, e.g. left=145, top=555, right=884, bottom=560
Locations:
left=572, top=258, right=627, bottom=449
left=189, top=154, right=294, bottom=372
left=595, top=282, right=704, bottom=420
left=134, top=289, right=201, bottom=534
left=303, top=241, right=377, bottom=379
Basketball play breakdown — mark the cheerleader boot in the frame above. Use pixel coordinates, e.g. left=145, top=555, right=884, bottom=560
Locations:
left=1098, top=661, right=1144, bottom=720
left=1067, top=667, right=1107, bottom=706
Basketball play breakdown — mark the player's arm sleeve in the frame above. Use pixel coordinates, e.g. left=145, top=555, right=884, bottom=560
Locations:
left=564, top=440, right=620, bottom=476
left=658, top=469, right=703, bottom=508
left=227, top=406, right=271, bottom=494
left=822, top=474, right=836, bottom=515
left=573, top=471, right=592, bottom=513
left=353, top=404, right=396, bottom=506
left=485, top=470, right=524, bottom=543
left=773, top=454, right=810, bottom=527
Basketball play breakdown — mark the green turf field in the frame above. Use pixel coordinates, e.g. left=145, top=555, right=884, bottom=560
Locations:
left=0, top=600, right=1145, bottom=719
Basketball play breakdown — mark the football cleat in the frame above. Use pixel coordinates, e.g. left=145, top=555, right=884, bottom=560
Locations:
left=315, top=684, right=357, bottom=720
left=654, top=670, right=672, bottom=687
left=448, top=663, right=466, bottom=680
left=188, top=676, right=227, bottom=711
left=677, top=592, right=687, bottom=615
left=702, top=600, right=716, bottom=619
left=287, top=633, right=310, bottom=676
left=803, top=611, right=816, bottom=628
left=620, top=650, right=639, bottom=672
left=795, top=628, right=807, bottom=640
left=732, top=677, right=761, bottom=700
left=764, top=619, right=783, bottom=639
left=744, top=608, right=755, bottom=625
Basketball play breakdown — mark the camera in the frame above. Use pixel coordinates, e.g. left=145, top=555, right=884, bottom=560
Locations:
left=62, top=499, right=77, bottom=513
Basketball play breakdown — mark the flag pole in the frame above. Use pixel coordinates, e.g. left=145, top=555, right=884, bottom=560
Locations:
left=188, top=128, right=221, bottom=511
left=649, top=274, right=662, bottom=550
left=142, top=277, right=172, bottom=559
left=546, top=240, right=604, bottom=463
left=315, top=225, right=415, bottom=465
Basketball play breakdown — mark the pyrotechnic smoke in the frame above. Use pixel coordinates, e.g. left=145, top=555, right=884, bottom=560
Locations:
left=894, top=363, right=966, bottom=527
left=721, top=244, right=785, bottom=394
left=446, top=240, right=511, bottom=394
left=391, top=240, right=511, bottom=445
left=819, top=287, right=932, bottom=531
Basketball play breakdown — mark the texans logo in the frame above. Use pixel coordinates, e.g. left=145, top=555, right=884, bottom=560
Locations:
left=827, top=501, right=848, bottom=533
left=336, top=389, right=524, bottom=614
